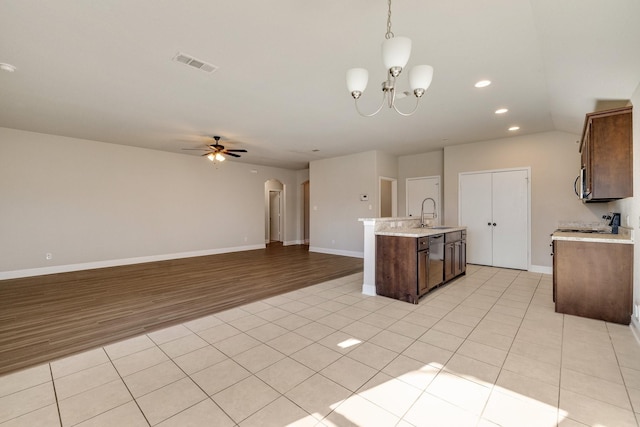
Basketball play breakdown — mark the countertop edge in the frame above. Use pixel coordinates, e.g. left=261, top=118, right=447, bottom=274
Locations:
left=552, top=232, right=633, bottom=244
left=375, top=226, right=467, bottom=238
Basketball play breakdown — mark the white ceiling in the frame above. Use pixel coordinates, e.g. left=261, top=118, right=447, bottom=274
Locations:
left=1, top=0, right=639, bottom=170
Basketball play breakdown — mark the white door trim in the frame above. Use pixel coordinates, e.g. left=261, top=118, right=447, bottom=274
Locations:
left=458, top=167, right=531, bottom=270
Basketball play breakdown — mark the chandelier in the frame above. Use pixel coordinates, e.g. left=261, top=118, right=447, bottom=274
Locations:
left=346, top=0, right=433, bottom=117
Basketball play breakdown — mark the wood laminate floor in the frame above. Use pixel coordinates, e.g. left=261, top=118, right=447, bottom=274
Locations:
left=0, top=244, right=362, bottom=376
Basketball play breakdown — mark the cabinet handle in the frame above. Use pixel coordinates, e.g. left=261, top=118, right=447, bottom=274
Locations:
left=487, top=222, right=491, bottom=226
left=493, top=223, right=497, bottom=226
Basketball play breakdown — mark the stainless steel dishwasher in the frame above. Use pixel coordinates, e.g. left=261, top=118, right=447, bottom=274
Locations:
left=428, top=234, right=444, bottom=290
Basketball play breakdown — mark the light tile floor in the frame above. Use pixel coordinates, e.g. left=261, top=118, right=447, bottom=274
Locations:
left=2, top=265, right=640, bottom=426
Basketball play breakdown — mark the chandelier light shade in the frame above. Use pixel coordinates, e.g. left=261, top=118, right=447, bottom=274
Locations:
left=409, top=65, right=434, bottom=94
left=346, top=68, right=369, bottom=97
left=382, top=36, right=411, bottom=72
left=347, top=0, right=433, bottom=117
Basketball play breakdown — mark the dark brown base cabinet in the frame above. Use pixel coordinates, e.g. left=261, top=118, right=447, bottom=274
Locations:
left=554, top=240, right=633, bottom=324
left=376, top=233, right=466, bottom=304
left=375, top=235, right=425, bottom=303
left=444, top=231, right=466, bottom=282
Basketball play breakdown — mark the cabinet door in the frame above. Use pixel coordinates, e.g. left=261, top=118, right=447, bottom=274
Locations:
left=455, top=241, right=466, bottom=276
left=555, top=240, right=632, bottom=324
left=590, top=112, right=633, bottom=199
left=460, top=240, right=467, bottom=274
left=492, top=170, right=528, bottom=270
left=444, top=242, right=455, bottom=282
left=459, top=173, right=493, bottom=265
left=417, top=250, right=429, bottom=296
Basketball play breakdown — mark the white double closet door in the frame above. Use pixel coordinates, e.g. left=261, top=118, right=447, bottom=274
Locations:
left=459, top=169, right=529, bottom=270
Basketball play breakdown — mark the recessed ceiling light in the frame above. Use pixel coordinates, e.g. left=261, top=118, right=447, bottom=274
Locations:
left=475, top=80, right=491, bottom=88
left=508, top=126, right=520, bottom=131
left=0, top=63, right=17, bottom=73
left=495, top=108, right=508, bottom=114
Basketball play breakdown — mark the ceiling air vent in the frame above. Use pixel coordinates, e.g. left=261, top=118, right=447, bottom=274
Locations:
left=172, top=52, right=218, bottom=73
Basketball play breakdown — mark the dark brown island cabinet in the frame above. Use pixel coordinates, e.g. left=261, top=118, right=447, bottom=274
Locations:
left=444, top=231, right=466, bottom=282
left=553, top=239, right=633, bottom=324
left=375, top=231, right=466, bottom=304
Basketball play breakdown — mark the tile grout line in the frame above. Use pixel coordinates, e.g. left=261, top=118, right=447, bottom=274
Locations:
left=103, top=343, right=152, bottom=427
left=48, top=363, right=64, bottom=427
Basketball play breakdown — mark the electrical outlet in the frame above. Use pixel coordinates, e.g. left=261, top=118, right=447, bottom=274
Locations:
left=45, top=253, right=52, bottom=260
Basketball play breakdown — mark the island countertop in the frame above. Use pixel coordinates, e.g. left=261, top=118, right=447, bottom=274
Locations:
left=375, top=226, right=466, bottom=238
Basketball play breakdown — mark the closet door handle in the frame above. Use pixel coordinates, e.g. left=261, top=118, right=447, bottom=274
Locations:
left=487, top=222, right=491, bottom=226
left=493, top=223, right=497, bottom=226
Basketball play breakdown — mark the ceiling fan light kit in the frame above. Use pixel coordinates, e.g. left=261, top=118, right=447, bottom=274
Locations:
left=182, top=135, right=247, bottom=164
left=347, top=0, right=433, bottom=117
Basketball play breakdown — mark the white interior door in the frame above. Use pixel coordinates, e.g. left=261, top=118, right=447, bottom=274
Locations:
left=492, top=170, right=528, bottom=269
left=406, top=176, right=440, bottom=223
left=459, top=173, right=493, bottom=266
left=269, top=191, right=281, bottom=242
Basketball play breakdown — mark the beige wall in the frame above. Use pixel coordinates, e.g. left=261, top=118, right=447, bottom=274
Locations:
left=397, top=151, right=444, bottom=217
left=309, top=151, right=378, bottom=256
left=608, top=88, right=639, bottom=328
left=444, top=131, right=610, bottom=269
left=0, top=127, right=301, bottom=276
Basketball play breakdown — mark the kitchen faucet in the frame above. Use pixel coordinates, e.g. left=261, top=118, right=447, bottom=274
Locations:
left=420, top=197, right=437, bottom=227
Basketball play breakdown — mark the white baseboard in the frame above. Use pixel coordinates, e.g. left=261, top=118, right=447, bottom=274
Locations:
left=0, top=244, right=266, bottom=280
left=308, top=247, right=364, bottom=259
left=529, top=265, right=553, bottom=275
left=283, top=240, right=303, bottom=246
left=362, top=283, right=376, bottom=296
left=631, top=317, right=640, bottom=346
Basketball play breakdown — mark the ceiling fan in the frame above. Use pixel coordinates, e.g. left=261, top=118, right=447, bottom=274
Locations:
left=182, top=136, right=247, bottom=162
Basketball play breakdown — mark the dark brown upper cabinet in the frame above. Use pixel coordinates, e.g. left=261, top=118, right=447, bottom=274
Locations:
left=579, top=106, right=633, bottom=202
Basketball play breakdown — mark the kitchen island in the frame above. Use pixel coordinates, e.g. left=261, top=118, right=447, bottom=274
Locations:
left=359, top=217, right=466, bottom=303
left=552, top=228, right=634, bottom=324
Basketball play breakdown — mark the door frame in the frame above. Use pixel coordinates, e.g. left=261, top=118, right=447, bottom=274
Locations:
left=458, top=167, right=531, bottom=270
left=302, top=180, right=310, bottom=245
left=378, top=176, right=397, bottom=218
left=268, top=189, right=283, bottom=242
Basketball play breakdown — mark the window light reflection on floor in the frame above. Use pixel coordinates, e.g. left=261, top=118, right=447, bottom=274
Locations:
left=338, top=338, right=362, bottom=349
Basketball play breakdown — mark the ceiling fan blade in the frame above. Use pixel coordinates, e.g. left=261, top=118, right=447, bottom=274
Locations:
left=225, top=152, right=241, bottom=158
left=209, top=144, right=224, bottom=150
left=225, top=149, right=247, bottom=153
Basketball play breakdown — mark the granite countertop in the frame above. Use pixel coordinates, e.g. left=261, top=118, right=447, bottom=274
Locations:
left=552, top=231, right=633, bottom=244
left=375, top=226, right=466, bottom=238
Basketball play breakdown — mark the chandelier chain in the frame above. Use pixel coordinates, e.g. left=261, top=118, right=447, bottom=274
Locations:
left=385, top=0, right=394, bottom=39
